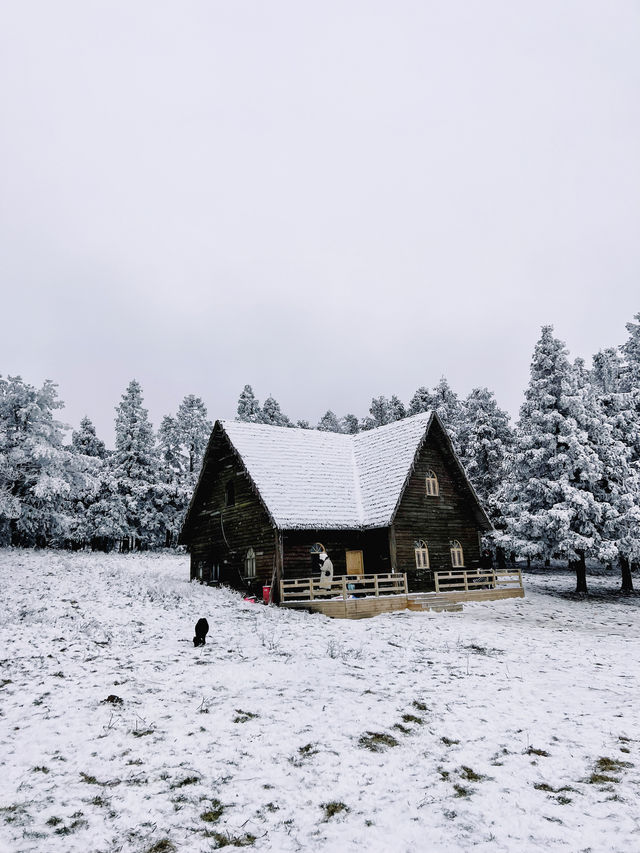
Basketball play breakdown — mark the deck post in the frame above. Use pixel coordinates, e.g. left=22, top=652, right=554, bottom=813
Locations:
left=374, top=575, right=379, bottom=597
left=309, top=578, right=314, bottom=600
left=342, top=576, right=347, bottom=600
left=403, top=573, right=408, bottom=594
left=435, top=573, right=440, bottom=593
left=464, top=571, right=469, bottom=592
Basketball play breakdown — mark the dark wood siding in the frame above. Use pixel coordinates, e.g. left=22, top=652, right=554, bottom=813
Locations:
left=393, top=424, right=482, bottom=591
left=282, top=528, right=391, bottom=579
left=185, top=429, right=275, bottom=592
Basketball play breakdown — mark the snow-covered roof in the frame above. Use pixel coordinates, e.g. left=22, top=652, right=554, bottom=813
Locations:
left=211, top=412, right=489, bottom=531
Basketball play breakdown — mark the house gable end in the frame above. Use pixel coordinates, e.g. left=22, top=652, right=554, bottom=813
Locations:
left=390, top=413, right=492, bottom=532
left=180, top=421, right=276, bottom=545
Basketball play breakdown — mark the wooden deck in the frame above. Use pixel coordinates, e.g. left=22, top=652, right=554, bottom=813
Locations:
left=279, top=569, right=524, bottom=619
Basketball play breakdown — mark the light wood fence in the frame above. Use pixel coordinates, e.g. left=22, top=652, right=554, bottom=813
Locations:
left=434, top=568, right=523, bottom=594
left=280, top=573, right=407, bottom=602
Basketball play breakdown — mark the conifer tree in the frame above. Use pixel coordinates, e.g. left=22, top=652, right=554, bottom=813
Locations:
left=236, top=385, right=262, bottom=423
left=592, top=348, right=623, bottom=395
left=431, top=377, right=462, bottom=439
left=317, top=410, right=342, bottom=432
left=457, top=388, right=513, bottom=525
left=68, top=415, right=117, bottom=549
left=618, top=313, right=640, bottom=463
left=502, top=327, right=603, bottom=591
left=72, top=416, right=107, bottom=459
left=176, top=395, right=212, bottom=477
left=112, top=380, right=160, bottom=549
left=158, top=416, right=184, bottom=480
left=408, top=386, right=433, bottom=416
left=620, top=312, right=640, bottom=390
left=590, top=346, right=640, bottom=591
left=341, top=414, right=360, bottom=434
left=365, top=396, right=393, bottom=429
left=0, top=376, right=79, bottom=546
left=389, top=395, right=407, bottom=422
left=259, top=395, right=292, bottom=427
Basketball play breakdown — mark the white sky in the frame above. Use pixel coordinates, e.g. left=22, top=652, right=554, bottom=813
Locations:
left=1, top=1, right=639, bottom=445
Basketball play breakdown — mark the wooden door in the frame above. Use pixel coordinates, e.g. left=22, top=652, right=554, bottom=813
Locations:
left=346, top=550, right=364, bottom=575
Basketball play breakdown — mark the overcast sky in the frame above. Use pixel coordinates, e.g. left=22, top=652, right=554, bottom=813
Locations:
left=1, top=1, right=639, bottom=445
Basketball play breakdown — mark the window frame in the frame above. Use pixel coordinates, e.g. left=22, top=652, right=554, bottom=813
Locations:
left=450, top=540, right=464, bottom=568
left=425, top=470, right=439, bottom=497
left=414, top=539, right=430, bottom=570
left=244, top=547, right=256, bottom=579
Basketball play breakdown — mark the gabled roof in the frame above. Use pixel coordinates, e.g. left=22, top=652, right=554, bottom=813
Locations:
left=183, top=412, right=492, bottom=534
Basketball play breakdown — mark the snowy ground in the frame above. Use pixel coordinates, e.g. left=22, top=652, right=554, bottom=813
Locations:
left=0, top=552, right=639, bottom=853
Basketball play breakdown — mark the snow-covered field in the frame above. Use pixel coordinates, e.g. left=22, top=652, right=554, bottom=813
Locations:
left=0, top=552, right=638, bottom=853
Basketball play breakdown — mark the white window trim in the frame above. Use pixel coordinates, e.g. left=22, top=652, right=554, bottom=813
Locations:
left=450, top=540, right=464, bottom=568
left=414, top=539, right=430, bottom=570
left=425, top=470, right=439, bottom=497
left=245, top=547, right=256, bottom=578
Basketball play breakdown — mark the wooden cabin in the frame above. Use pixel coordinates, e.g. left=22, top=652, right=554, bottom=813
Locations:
left=180, top=412, right=493, bottom=602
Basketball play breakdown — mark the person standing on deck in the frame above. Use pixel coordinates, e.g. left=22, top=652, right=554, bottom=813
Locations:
left=318, top=551, right=334, bottom=591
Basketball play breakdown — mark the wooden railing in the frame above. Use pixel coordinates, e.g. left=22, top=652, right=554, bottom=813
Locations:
left=434, top=568, right=523, bottom=594
left=280, top=573, right=408, bottom=602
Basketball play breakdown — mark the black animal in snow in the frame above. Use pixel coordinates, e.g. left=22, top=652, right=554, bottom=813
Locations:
left=193, top=617, right=209, bottom=647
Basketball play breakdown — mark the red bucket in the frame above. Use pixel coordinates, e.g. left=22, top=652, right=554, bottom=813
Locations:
left=262, top=585, right=271, bottom=604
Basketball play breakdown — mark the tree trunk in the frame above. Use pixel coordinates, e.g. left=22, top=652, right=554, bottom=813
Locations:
left=544, top=558, right=550, bottom=568
left=496, top=547, right=506, bottom=570
left=526, top=556, right=531, bottom=569
left=574, top=550, right=588, bottom=593
left=620, top=555, right=634, bottom=593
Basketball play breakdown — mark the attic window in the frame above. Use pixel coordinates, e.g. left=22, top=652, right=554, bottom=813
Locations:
left=414, top=540, right=430, bottom=570
left=425, top=471, right=439, bottom=496
left=450, top=540, right=464, bottom=568
left=245, top=548, right=256, bottom=578
left=225, top=480, right=235, bottom=507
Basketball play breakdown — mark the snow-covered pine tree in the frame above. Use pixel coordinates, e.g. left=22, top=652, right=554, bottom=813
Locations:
left=177, top=395, right=212, bottom=477
left=340, top=414, right=360, bottom=434
left=408, top=386, right=434, bottom=416
left=316, top=410, right=342, bottom=432
left=389, top=395, right=406, bottom=422
left=618, top=314, right=640, bottom=464
left=431, top=377, right=462, bottom=449
left=259, top=395, right=292, bottom=427
left=591, top=346, right=640, bottom=591
left=457, top=387, right=514, bottom=526
left=158, top=416, right=184, bottom=480
left=501, top=327, right=603, bottom=592
left=155, top=396, right=212, bottom=546
left=236, top=385, right=262, bottom=423
left=72, top=416, right=107, bottom=459
left=364, top=396, right=392, bottom=429
left=68, top=415, right=117, bottom=549
left=156, top=415, right=187, bottom=547
left=0, top=376, right=79, bottom=546
left=592, top=348, right=623, bottom=395
left=112, top=380, right=161, bottom=549
left=620, top=312, right=640, bottom=391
